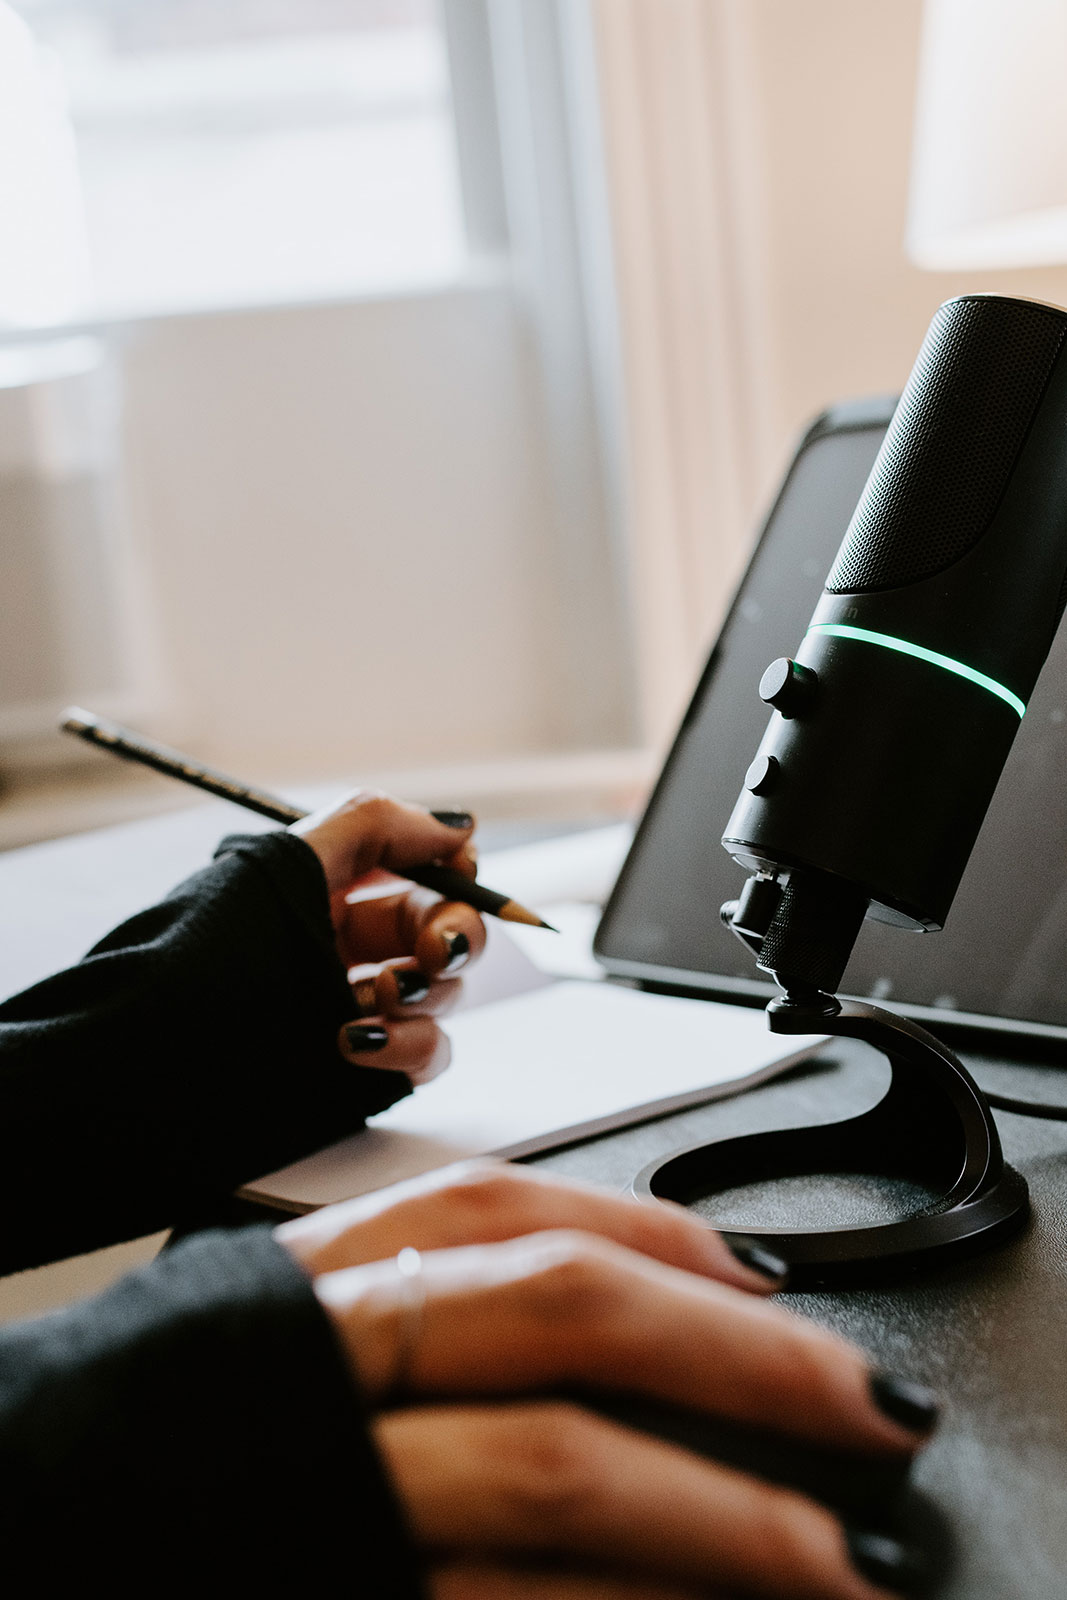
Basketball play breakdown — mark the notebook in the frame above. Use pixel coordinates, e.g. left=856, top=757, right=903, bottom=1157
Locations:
left=242, top=851, right=825, bottom=1212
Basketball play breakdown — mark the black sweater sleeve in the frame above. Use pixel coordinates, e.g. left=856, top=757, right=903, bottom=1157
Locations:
left=0, top=830, right=412, bottom=1273
left=0, top=1225, right=425, bottom=1595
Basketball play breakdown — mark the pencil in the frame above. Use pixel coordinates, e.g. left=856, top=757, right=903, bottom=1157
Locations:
left=60, top=708, right=556, bottom=931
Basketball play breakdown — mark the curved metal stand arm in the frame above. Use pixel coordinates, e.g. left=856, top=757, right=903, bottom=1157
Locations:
left=632, top=997, right=1029, bottom=1287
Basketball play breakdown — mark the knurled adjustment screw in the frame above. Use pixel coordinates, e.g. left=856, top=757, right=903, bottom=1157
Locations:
left=745, top=754, right=779, bottom=796
left=759, top=657, right=817, bottom=717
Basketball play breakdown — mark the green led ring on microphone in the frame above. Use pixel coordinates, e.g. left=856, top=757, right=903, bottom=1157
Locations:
left=805, top=622, right=1027, bottom=719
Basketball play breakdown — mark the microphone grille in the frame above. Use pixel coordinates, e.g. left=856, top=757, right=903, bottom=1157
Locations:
left=826, top=297, right=1067, bottom=595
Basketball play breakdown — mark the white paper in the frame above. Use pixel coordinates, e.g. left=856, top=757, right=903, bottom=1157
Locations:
left=478, top=824, right=633, bottom=907
left=244, top=981, right=823, bottom=1209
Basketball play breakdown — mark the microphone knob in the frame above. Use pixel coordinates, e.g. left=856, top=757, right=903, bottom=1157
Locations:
left=745, top=754, right=780, bottom=796
left=759, top=657, right=818, bottom=717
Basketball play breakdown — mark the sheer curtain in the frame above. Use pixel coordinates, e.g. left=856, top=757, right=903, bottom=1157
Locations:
left=590, top=0, right=771, bottom=749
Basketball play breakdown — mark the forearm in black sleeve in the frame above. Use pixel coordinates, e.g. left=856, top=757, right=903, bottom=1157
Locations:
left=0, top=1227, right=426, bottom=1595
left=0, top=831, right=412, bottom=1271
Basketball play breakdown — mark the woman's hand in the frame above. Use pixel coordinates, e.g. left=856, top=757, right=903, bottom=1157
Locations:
left=290, top=792, right=486, bottom=1087
left=278, top=1164, right=937, bottom=1599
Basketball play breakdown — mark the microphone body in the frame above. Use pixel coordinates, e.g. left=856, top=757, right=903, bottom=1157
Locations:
left=723, top=294, right=1067, bottom=954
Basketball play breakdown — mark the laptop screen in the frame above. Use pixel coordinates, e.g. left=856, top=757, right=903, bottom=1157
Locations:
left=595, top=398, right=1067, bottom=1039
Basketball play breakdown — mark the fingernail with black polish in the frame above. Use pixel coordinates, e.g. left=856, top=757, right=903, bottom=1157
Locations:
left=431, top=809, right=474, bottom=829
left=724, top=1234, right=790, bottom=1286
left=870, top=1370, right=941, bottom=1435
left=344, top=1023, right=389, bottom=1054
left=394, top=969, right=431, bottom=1004
left=441, top=929, right=470, bottom=973
left=846, top=1527, right=927, bottom=1593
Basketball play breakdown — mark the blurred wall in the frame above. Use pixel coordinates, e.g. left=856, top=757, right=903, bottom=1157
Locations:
left=595, top=0, right=1067, bottom=747
left=745, top=0, right=1067, bottom=473
left=19, top=0, right=1067, bottom=786
left=113, top=279, right=631, bottom=779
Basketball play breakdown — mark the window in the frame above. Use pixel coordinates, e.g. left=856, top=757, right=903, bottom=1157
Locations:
left=12, top=0, right=466, bottom=320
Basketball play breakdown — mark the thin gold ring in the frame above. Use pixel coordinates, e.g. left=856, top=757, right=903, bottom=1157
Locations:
left=388, top=1246, right=425, bottom=1402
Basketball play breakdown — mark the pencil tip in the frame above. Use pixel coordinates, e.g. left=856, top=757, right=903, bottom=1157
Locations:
left=498, top=900, right=559, bottom=930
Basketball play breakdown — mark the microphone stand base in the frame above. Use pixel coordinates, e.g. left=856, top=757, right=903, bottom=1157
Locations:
left=631, top=997, right=1029, bottom=1288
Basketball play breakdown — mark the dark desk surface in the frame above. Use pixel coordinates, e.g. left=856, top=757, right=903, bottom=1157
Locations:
left=35, top=805, right=1055, bottom=1596
left=528, top=1037, right=1067, bottom=1600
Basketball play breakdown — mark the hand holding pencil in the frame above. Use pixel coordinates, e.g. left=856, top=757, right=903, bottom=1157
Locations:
left=61, top=708, right=554, bottom=1089
left=294, top=791, right=489, bottom=1085
left=61, top=709, right=553, bottom=929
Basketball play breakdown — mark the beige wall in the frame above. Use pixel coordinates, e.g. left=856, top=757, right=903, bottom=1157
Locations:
left=114, top=281, right=631, bottom=781
left=745, top=0, right=1067, bottom=487
left=0, top=276, right=636, bottom=797
left=596, top=0, right=1067, bottom=746
left=13, top=2, right=1067, bottom=791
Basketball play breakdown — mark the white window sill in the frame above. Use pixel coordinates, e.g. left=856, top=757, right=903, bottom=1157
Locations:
left=0, top=254, right=514, bottom=349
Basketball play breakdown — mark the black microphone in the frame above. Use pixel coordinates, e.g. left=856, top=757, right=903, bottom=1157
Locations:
left=637, top=295, right=1058, bottom=1278
left=722, top=293, right=1067, bottom=996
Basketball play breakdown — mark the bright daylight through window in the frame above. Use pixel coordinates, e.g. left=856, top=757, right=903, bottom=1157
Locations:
left=10, top=0, right=466, bottom=322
